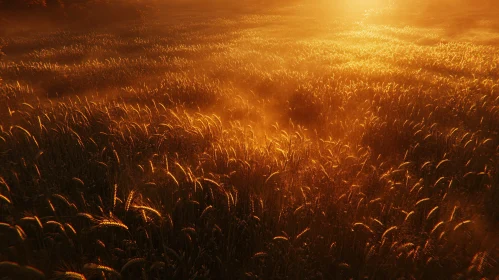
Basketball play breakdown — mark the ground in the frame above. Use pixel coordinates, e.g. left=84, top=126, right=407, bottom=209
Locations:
left=0, top=3, right=499, bottom=279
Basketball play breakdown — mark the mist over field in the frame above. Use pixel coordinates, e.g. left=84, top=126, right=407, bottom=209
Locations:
left=1, top=1, right=499, bottom=279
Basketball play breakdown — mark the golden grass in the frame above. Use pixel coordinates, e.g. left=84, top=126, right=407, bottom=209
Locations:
left=0, top=4, right=498, bottom=279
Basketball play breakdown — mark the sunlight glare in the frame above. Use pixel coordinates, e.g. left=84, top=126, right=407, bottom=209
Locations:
left=326, top=0, right=389, bottom=15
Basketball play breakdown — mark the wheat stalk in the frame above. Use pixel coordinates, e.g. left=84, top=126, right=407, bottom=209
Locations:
left=381, top=226, right=397, bottom=240
left=353, top=222, right=374, bottom=234
left=83, top=263, right=120, bottom=278
left=125, top=190, right=135, bottom=212
left=273, top=236, right=289, bottom=242
left=295, top=227, right=310, bottom=242
left=0, top=194, right=11, bottom=204
left=94, top=220, right=129, bottom=231
left=57, top=271, right=87, bottom=280
left=132, top=205, right=162, bottom=219
left=120, top=258, right=146, bottom=275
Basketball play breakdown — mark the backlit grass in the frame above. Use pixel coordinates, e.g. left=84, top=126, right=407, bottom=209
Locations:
left=1, top=4, right=498, bottom=279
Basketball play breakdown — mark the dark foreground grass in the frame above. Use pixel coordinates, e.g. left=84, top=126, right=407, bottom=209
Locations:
left=0, top=4, right=499, bottom=279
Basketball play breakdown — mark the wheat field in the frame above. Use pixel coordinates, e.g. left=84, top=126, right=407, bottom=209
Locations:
left=0, top=2, right=499, bottom=279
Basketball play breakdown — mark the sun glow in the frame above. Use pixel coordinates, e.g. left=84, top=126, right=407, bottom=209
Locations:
left=316, top=0, right=391, bottom=17
left=346, top=0, right=390, bottom=13
left=348, top=0, right=388, bottom=8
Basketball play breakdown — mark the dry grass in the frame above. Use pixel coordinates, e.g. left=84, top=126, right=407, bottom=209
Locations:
left=0, top=3, right=498, bottom=279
